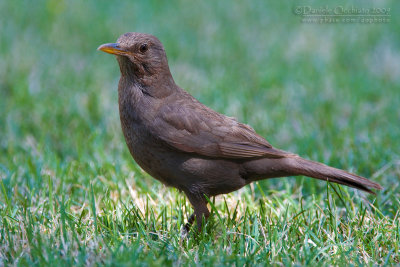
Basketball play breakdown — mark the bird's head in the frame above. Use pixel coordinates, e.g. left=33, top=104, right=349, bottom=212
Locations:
left=98, top=32, right=173, bottom=87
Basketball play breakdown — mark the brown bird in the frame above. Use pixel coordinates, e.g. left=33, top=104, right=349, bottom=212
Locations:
left=98, top=32, right=382, bottom=231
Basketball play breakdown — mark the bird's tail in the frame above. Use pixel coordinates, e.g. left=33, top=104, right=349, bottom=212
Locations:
left=286, top=156, right=382, bottom=194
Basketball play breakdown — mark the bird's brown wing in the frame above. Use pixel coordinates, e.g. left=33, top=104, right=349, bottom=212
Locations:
left=151, top=94, right=291, bottom=159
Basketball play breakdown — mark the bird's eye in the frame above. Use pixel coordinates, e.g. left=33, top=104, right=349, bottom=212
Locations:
left=139, top=44, right=148, bottom=53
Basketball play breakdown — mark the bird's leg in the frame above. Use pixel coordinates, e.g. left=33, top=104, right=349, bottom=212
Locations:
left=185, top=193, right=210, bottom=231
left=183, top=213, right=196, bottom=233
left=194, top=202, right=210, bottom=231
left=180, top=212, right=195, bottom=240
left=180, top=195, right=209, bottom=239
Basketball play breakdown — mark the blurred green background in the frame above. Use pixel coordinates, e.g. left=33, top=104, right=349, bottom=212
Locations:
left=1, top=0, right=399, bottom=265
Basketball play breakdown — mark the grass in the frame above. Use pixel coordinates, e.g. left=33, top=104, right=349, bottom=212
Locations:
left=1, top=0, right=400, bottom=265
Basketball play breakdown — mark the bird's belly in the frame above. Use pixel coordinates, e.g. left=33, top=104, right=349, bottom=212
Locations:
left=122, top=128, right=174, bottom=185
left=123, top=128, right=246, bottom=195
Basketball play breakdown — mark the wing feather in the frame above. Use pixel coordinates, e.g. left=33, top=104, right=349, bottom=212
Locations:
left=150, top=92, right=291, bottom=159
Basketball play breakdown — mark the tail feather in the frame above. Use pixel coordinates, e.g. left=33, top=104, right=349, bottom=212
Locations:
left=289, top=156, right=382, bottom=194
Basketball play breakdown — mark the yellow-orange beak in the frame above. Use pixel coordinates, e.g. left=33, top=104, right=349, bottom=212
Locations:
left=97, top=43, right=130, bottom=56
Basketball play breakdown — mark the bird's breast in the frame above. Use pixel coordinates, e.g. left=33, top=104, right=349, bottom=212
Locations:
left=118, top=108, right=174, bottom=184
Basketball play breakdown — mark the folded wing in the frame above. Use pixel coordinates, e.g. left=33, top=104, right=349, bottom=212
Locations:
left=151, top=92, right=292, bottom=159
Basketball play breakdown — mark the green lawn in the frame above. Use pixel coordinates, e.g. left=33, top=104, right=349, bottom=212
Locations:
left=1, top=0, right=399, bottom=265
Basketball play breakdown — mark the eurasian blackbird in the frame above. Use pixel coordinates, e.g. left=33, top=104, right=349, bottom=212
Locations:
left=98, top=32, right=382, bottom=230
